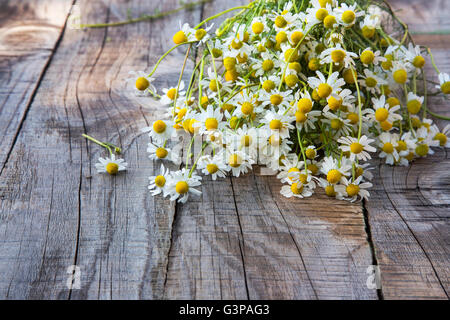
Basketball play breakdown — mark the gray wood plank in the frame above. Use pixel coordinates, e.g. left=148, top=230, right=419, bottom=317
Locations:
left=365, top=0, right=450, bottom=300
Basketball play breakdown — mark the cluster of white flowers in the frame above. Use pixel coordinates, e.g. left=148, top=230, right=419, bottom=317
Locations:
left=126, top=0, right=449, bottom=204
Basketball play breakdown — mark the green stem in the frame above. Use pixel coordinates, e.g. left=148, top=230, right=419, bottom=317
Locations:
left=350, top=67, right=363, bottom=140
left=173, top=44, right=192, bottom=118
left=79, top=0, right=211, bottom=28
left=147, top=41, right=196, bottom=78
left=194, top=5, right=252, bottom=29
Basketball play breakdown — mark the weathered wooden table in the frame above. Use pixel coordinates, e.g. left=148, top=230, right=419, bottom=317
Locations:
left=0, top=0, right=448, bottom=300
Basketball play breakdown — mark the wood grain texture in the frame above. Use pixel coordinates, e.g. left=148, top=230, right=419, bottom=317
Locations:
left=0, top=0, right=448, bottom=300
left=0, top=0, right=73, bottom=171
left=365, top=0, right=450, bottom=300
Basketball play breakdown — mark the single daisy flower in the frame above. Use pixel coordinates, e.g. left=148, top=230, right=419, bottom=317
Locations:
left=149, top=164, right=170, bottom=196
left=95, top=154, right=127, bottom=175
left=166, top=168, right=202, bottom=203
left=198, top=153, right=228, bottom=180
left=126, top=70, right=156, bottom=96
left=335, top=176, right=372, bottom=202
left=338, top=135, right=376, bottom=161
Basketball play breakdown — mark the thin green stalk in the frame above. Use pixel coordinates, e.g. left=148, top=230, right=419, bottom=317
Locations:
left=147, top=41, right=196, bottom=78
left=80, top=0, right=211, bottom=28
left=195, top=5, right=252, bottom=29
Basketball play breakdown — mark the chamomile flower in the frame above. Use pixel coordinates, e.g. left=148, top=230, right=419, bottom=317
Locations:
left=295, top=110, right=322, bottom=132
left=160, top=81, right=186, bottom=105
left=259, top=89, right=294, bottom=110
left=338, top=135, right=376, bottom=161
left=359, top=68, right=387, bottom=94
left=280, top=181, right=314, bottom=199
left=252, top=52, right=280, bottom=77
left=378, top=132, right=400, bottom=165
left=262, top=108, right=296, bottom=139
left=431, top=124, right=450, bottom=148
left=320, top=156, right=352, bottom=184
left=144, top=119, right=175, bottom=144
left=406, top=92, right=424, bottom=115
left=226, top=149, right=255, bottom=177
left=359, top=48, right=386, bottom=66
left=95, top=154, right=127, bottom=175
left=335, top=176, right=372, bottom=202
left=335, top=3, right=364, bottom=27
left=126, top=70, right=156, bottom=96
left=367, top=95, right=402, bottom=124
left=436, top=73, right=450, bottom=94
left=308, top=71, right=345, bottom=99
left=149, top=164, right=170, bottom=196
left=166, top=168, right=202, bottom=203
left=404, top=43, right=426, bottom=69
left=147, top=143, right=180, bottom=164
left=198, top=153, right=228, bottom=180
left=320, top=44, right=358, bottom=68
left=194, top=105, right=225, bottom=134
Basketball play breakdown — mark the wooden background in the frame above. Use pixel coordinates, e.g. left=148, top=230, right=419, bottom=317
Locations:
left=0, top=0, right=448, bottom=299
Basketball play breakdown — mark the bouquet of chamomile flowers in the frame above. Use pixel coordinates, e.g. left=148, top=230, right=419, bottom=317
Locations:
left=122, top=0, right=449, bottom=204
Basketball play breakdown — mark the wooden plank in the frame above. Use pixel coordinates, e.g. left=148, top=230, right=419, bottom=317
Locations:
left=0, top=0, right=74, bottom=171
left=0, top=0, right=201, bottom=299
left=162, top=0, right=377, bottom=300
left=365, top=0, right=450, bottom=300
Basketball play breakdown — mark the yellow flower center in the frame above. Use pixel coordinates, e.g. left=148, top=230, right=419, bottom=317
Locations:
left=327, top=169, right=342, bottom=184
left=289, top=62, right=302, bottom=73
left=365, top=77, right=377, bottom=87
left=276, top=31, right=288, bottom=43
left=323, top=15, right=336, bottom=29
left=275, top=16, right=287, bottom=28
left=156, top=147, right=168, bottom=159
left=407, top=100, right=422, bottom=114
left=380, top=120, right=393, bottom=131
left=269, top=134, right=281, bottom=146
left=270, top=119, right=283, bottom=130
left=209, top=79, right=221, bottom=92
left=155, top=175, right=166, bottom=188
left=375, top=108, right=389, bottom=122
left=205, top=118, right=218, bottom=130
left=241, top=102, right=253, bottom=115
left=316, top=8, right=328, bottom=21
left=299, top=174, right=308, bottom=184
left=331, top=49, right=346, bottom=63
left=346, top=184, right=360, bottom=197
left=167, top=88, right=177, bottom=100
left=295, top=111, right=307, bottom=123
left=381, top=59, right=393, bottom=71
left=252, top=22, right=264, bottom=34
left=319, top=0, right=332, bottom=7
left=298, top=98, right=313, bottom=113
left=327, top=95, right=342, bottom=111
left=396, top=140, right=407, bottom=151
left=225, top=69, right=238, bottom=82
left=263, top=80, right=275, bottom=92
left=230, top=116, right=241, bottom=130
left=343, top=68, right=356, bottom=84
left=387, top=97, right=400, bottom=107
left=262, top=60, right=274, bottom=71
left=270, top=94, right=283, bottom=106
left=362, top=26, right=375, bottom=38
left=173, top=30, right=187, bottom=44
left=308, top=58, right=320, bottom=71
left=350, top=142, right=364, bottom=154
left=153, top=120, right=167, bottom=134
left=382, top=142, right=394, bottom=154
left=195, top=29, right=207, bottom=40
left=241, top=135, right=252, bottom=147
left=229, top=154, right=242, bottom=168
left=342, top=10, right=356, bottom=24
left=291, top=31, right=304, bottom=44
left=175, top=181, right=189, bottom=194
left=106, top=163, right=119, bottom=175
left=291, top=183, right=304, bottom=195
left=306, top=148, right=316, bottom=159
left=223, top=57, right=236, bottom=71
left=135, top=77, right=149, bottom=91
left=330, top=118, right=343, bottom=130
left=413, top=56, right=425, bottom=69
left=415, top=144, right=429, bottom=157
left=325, top=185, right=336, bottom=197
left=307, top=163, right=319, bottom=175
left=212, top=48, right=223, bottom=58
left=434, top=133, right=447, bottom=146
left=284, top=48, right=299, bottom=62
left=318, top=83, right=332, bottom=98
left=206, top=164, right=219, bottom=174
left=360, top=50, right=375, bottom=65
left=285, top=74, right=299, bottom=87
left=355, top=167, right=364, bottom=178
left=231, top=39, right=243, bottom=50
left=393, top=69, right=407, bottom=84
left=441, top=81, right=450, bottom=94
left=347, top=112, right=359, bottom=124
left=236, top=53, right=248, bottom=64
